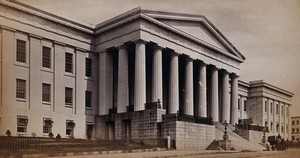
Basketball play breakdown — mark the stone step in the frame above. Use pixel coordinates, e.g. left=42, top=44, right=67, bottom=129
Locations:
left=215, top=123, right=265, bottom=151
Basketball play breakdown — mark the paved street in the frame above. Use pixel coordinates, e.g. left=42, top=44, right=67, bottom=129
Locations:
left=53, top=149, right=300, bottom=158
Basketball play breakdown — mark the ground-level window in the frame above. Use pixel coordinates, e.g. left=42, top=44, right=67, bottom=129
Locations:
left=17, top=115, right=28, bottom=133
left=66, top=120, right=75, bottom=136
left=43, top=118, right=53, bottom=134
left=292, top=136, right=295, bottom=140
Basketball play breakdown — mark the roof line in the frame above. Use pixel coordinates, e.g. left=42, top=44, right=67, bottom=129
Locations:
left=2, top=0, right=94, bottom=33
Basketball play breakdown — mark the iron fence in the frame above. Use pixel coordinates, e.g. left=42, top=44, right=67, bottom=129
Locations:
left=0, top=136, right=169, bottom=152
left=236, top=124, right=269, bottom=132
left=162, top=113, right=213, bottom=125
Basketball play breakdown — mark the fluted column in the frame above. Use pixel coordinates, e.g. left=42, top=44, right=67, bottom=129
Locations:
left=152, top=45, right=163, bottom=106
left=211, top=66, right=219, bottom=122
left=183, top=57, right=194, bottom=115
left=222, top=70, right=230, bottom=123
left=230, top=73, right=239, bottom=125
left=198, top=62, right=207, bottom=117
left=169, top=52, right=179, bottom=114
left=134, top=40, right=147, bottom=111
left=117, top=45, right=128, bottom=113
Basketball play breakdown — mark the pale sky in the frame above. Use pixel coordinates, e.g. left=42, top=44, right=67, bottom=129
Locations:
left=16, top=0, right=300, bottom=116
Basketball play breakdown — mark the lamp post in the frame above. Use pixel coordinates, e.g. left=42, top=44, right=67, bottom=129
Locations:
left=223, top=120, right=229, bottom=140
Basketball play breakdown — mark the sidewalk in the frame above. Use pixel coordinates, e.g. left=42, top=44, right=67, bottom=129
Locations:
left=50, top=149, right=241, bottom=158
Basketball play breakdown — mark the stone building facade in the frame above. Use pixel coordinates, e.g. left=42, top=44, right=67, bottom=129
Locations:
left=0, top=0, right=294, bottom=148
left=291, top=116, right=300, bottom=142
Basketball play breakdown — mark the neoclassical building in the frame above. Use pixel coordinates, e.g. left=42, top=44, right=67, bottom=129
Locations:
left=0, top=0, right=293, bottom=149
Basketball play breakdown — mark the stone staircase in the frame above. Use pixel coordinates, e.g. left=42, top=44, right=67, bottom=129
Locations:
left=214, top=122, right=265, bottom=151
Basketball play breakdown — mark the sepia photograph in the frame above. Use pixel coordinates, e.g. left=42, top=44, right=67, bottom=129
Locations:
left=0, top=0, right=299, bottom=157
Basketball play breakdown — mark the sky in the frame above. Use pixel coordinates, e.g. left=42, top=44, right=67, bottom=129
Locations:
left=16, top=0, right=300, bottom=116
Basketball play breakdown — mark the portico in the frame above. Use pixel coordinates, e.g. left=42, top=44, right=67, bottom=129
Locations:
left=98, top=40, right=242, bottom=124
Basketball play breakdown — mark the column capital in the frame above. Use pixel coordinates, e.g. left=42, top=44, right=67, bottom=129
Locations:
left=230, top=73, right=239, bottom=79
left=199, top=60, right=208, bottom=66
left=185, top=55, right=194, bottom=62
left=169, top=50, right=180, bottom=56
left=153, top=44, right=164, bottom=51
left=116, top=44, right=127, bottom=50
left=221, top=69, right=230, bottom=75
left=210, top=65, right=219, bottom=71
left=134, top=39, right=147, bottom=45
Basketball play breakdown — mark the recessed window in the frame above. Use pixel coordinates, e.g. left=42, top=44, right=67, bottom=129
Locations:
left=265, top=101, right=267, bottom=112
left=17, top=115, right=28, bottom=133
left=85, top=91, right=92, bottom=108
left=66, top=120, right=75, bottom=135
left=238, top=98, right=240, bottom=110
left=292, top=121, right=295, bottom=125
left=42, top=83, right=51, bottom=102
left=65, top=87, right=73, bottom=106
left=276, top=104, right=279, bottom=114
left=85, top=58, right=92, bottom=77
left=270, top=103, right=273, bottom=113
left=43, top=118, right=53, bottom=134
left=16, top=79, right=26, bottom=99
left=297, top=120, right=299, bottom=125
left=243, top=100, right=247, bottom=111
left=42, top=46, right=51, bottom=68
left=16, top=39, right=26, bottom=63
left=65, top=53, right=73, bottom=73
left=281, top=106, right=284, bottom=115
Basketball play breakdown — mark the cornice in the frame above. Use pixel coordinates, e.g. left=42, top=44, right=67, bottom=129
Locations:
left=249, top=80, right=294, bottom=97
left=1, top=0, right=94, bottom=34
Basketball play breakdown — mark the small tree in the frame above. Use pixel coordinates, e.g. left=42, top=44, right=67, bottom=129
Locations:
left=6, top=130, right=11, bottom=137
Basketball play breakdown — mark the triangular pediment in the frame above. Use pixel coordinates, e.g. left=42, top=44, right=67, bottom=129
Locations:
left=159, top=19, right=228, bottom=51
left=142, top=10, right=245, bottom=61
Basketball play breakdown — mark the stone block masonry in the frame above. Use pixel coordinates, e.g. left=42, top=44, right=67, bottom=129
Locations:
left=162, top=121, right=215, bottom=149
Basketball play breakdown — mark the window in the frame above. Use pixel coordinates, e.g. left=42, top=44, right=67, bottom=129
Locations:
left=16, top=39, right=26, bottom=63
left=270, top=103, right=273, bottom=113
left=287, top=107, right=289, bottom=116
left=66, top=120, right=75, bottom=135
left=297, top=120, right=300, bottom=125
left=244, top=100, right=247, bottom=111
left=276, top=104, right=279, bottom=114
left=42, top=46, right=51, bottom=68
left=276, top=124, right=279, bottom=132
left=238, top=98, right=240, bottom=110
left=16, top=79, right=26, bottom=99
left=265, top=101, right=267, bottom=112
left=292, top=121, right=295, bottom=125
left=43, top=118, right=53, bottom=133
left=65, top=87, right=73, bottom=106
left=85, top=91, right=92, bottom=108
left=292, top=136, right=295, bottom=141
left=42, top=83, right=51, bottom=102
left=17, top=115, right=28, bottom=133
left=65, top=53, right=73, bottom=73
left=85, top=58, right=92, bottom=77
left=297, top=128, right=300, bottom=133
left=292, top=128, right=295, bottom=133
left=281, top=106, right=284, bottom=115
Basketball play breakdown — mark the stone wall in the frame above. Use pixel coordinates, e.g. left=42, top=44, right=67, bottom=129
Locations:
left=235, top=129, right=264, bottom=144
left=94, top=109, right=166, bottom=141
left=162, top=121, right=215, bottom=149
